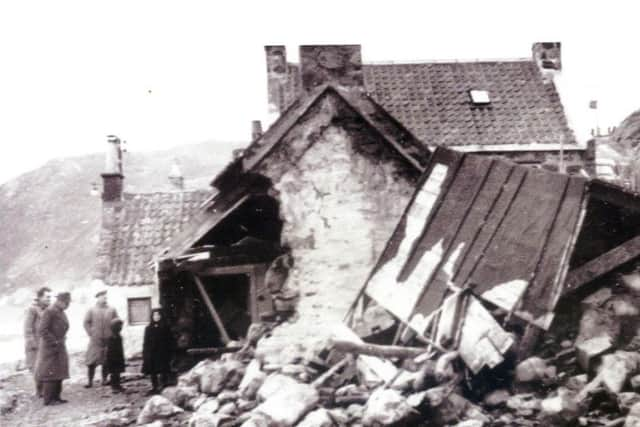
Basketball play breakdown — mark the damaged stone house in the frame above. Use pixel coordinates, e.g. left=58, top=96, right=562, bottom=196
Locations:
left=95, top=43, right=596, bottom=355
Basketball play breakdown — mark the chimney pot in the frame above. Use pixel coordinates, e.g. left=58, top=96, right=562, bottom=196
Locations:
left=265, top=45, right=288, bottom=114
left=532, top=42, right=562, bottom=72
left=251, top=120, right=263, bottom=141
left=299, top=44, right=363, bottom=92
left=101, top=135, right=124, bottom=202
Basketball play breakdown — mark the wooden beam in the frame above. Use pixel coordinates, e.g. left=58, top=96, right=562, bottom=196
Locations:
left=329, top=339, right=428, bottom=359
left=192, top=274, right=231, bottom=345
left=563, top=234, right=640, bottom=296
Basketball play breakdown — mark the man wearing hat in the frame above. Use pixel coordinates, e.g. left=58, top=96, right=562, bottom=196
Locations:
left=83, top=289, right=118, bottom=388
left=34, top=291, right=71, bottom=405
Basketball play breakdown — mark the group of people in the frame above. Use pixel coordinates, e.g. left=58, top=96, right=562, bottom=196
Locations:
left=24, top=287, right=174, bottom=406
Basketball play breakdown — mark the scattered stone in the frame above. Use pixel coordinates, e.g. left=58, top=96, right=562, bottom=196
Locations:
left=454, top=420, right=484, bottom=427
left=296, top=408, right=335, bottom=427
left=336, top=384, right=359, bottom=396
left=216, top=390, right=238, bottom=404
left=576, top=336, right=613, bottom=372
left=632, top=375, right=640, bottom=391
left=83, top=408, right=135, bottom=426
left=240, top=413, right=272, bottom=427
left=161, top=385, right=199, bottom=408
left=561, top=340, right=573, bottom=349
left=565, top=374, right=588, bottom=392
left=0, top=389, right=17, bottom=415
left=483, top=389, right=510, bottom=408
left=200, top=360, right=245, bottom=395
left=237, top=398, right=258, bottom=412
left=515, top=357, right=556, bottom=384
left=218, top=402, right=237, bottom=416
left=185, top=394, right=209, bottom=411
left=195, top=399, right=220, bottom=415
left=281, top=364, right=307, bottom=377
left=346, top=403, right=364, bottom=420
left=600, top=352, right=640, bottom=393
left=187, top=413, right=227, bottom=427
left=619, top=393, right=640, bottom=414
left=540, top=387, right=583, bottom=425
left=506, top=393, right=542, bottom=415
left=362, top=388, right=416, bottom=426
left=137, top=395, right=184, bottom=425
left=239, top=359, right=267, bottom=400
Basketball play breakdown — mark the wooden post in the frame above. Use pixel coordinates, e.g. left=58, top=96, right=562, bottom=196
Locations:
left=192, top=274, right=231, bottom=345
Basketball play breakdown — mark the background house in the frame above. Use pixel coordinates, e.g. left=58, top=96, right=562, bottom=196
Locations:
left=265, top=42, right=594, bottom=175
left=94, top=136, right=211, bottom=354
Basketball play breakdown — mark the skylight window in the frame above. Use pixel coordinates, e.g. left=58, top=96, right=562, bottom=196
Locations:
left=469, top=90, right=490, bottom=105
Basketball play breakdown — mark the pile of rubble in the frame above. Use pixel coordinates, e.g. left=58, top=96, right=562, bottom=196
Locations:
left=128, top=274, right=640, bottom=427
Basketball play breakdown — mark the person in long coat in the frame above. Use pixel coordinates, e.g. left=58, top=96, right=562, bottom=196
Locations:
left=83, top=289, right=118, bottom=387
left=24, top=286, right=51, bottom=397
left=104, top=318, right=125, bottom=393
left=34, top=292, right=71, bottom=406
left=142, top=308, right=174, bottom=395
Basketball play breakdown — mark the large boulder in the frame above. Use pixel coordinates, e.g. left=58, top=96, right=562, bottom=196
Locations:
left=254, top=376, right=319, bottom=426
left=137, top=395, right=184, bottom=425
left=515, top=357, right=556, bottom=384
left=600, top=351, right=640, bottom=393
left=257, top=374, right=301, bottom=402
left=179, top=359, right=218, bottom=387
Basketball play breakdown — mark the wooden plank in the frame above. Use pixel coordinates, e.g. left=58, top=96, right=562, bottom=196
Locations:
left=520, top=177, right=586, bottom=319
left=405, top=155, right=494, bottom=318
left=453, top=167, right=528, bottom=286
left=192, top=274, right=231, bottom=345
left=469, top=168, right=569, bottom=295
left=563, top=233, right=640, bottom=296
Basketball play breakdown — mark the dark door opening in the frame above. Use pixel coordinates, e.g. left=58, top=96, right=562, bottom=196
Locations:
left=192, top=273, right=252, bottom=347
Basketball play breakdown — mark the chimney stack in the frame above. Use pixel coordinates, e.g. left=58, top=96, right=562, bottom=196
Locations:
left=251, top=120, right=263, bottom=141
left=299, top=45, right=363, bottom=93
left=101, top=135, right=123, bottom=202
left=168, top=159, right=184, bottom=190
left=532, top=42, right=561, bottom=80
left=265, top=45, right=288, bottom=114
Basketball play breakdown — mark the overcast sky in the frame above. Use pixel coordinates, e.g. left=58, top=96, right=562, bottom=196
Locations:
left=0, top=0, right=638, bottom=184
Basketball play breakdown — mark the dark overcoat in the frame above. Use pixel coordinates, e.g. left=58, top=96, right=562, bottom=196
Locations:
left=24, top=301, right=45, bottom=370
left=105, top=335, right=125, bottom=374
left=34, top=304, right=69, bottom=381
left=142, top=322, right=174, bottom=374
left=83, top=304, right=118, bottom=366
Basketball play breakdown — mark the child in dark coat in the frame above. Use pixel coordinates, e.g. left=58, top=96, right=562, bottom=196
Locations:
left=142, top=308, right=174, bottom=395
left=104, top=318, right=125, bottom=393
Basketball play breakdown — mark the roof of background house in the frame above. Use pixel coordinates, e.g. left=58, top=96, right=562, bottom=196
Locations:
left=95, top=190, right=211, bottom=287
left=279, top=60, right=576, bottom=148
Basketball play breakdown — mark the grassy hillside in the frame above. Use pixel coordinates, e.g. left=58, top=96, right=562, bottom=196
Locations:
left=0, top=140, right=242, bottom=307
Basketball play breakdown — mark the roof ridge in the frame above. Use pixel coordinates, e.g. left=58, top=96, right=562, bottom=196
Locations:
left=122, top=189, right=210, bottom=197
left=363, top=57, right=532, bottom=65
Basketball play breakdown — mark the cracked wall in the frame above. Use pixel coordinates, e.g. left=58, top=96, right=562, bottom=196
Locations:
left=254, top=93, right=420, bottom=335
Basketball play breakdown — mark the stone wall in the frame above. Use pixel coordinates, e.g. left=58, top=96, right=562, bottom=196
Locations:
left=255, top=93, right=420, bottom=342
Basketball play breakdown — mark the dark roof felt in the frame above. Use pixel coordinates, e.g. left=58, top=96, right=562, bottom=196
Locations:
left=282, top=60, right=576, bottom=148
left=96, top=190, right=211, bottom=286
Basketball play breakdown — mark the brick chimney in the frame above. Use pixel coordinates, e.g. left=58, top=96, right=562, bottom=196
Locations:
left=101, top=135, right=123, bottom=202
left=168, top=159, right=184, bottom=190
left=532, top=42, right=561, bottom=80
left=265, top=45, right=288, bottom=114
left=299, top=45, right=363, bottom=93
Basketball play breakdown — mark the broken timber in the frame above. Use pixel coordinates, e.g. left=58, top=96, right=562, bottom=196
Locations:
left=563, top=234, right=640, bottom=296
left=192, top=274, right=232, bottom=345
left=329, top=339, right=428, bottom=359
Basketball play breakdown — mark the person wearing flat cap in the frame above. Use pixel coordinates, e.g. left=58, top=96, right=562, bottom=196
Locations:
left=83, top=289, right=118, bottom=388
left=34, top=291, right=71, bottom=405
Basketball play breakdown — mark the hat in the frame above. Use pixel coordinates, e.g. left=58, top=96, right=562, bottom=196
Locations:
left=56, top=292, right=71, bottom=302
left=95, top=290, right=107, bottom=298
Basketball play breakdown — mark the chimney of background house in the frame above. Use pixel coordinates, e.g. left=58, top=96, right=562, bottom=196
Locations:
left=265, top=45, right=288, bottom=114
left=251, top=120, right=263, bottom=141
left=168, top=159, right=184, bottom=190
left=532, top=42, right=562, bottom=80
left=299, top=45, right=363, bottom=93
left=101, top=135, right=123, bottom=202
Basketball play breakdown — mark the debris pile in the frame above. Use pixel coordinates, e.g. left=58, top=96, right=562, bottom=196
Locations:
left=126, top=272, right=640, bottom=426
